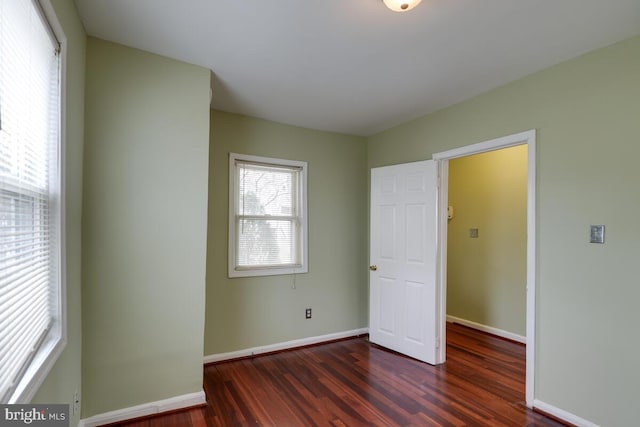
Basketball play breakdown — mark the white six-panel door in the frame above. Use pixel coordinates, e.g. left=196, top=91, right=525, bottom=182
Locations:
left=369, top=160, right=438, bottom=364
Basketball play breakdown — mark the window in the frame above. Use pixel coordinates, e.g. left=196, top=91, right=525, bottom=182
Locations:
left=0, top=0, right=64, bottom=403
left=229, top=153, right=308, bottom=278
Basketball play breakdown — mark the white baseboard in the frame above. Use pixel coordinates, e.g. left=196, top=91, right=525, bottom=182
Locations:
left=78, top=390, right=206, bottom=427
left=533, top=399, right=599, bottom=427
left=446, top=315, right=526, bottom=344
left=203, top=328, right=369, bottom=364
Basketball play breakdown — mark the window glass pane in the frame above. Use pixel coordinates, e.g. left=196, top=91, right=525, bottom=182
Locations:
left=237, top=219, right=298, bottom=267
left=238, top=163, right=296, bottom=217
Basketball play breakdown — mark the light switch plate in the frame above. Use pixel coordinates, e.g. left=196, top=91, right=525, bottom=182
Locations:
left=590, top=225, right=605, bottom=244
left=469, top=228, right=479, bottom=238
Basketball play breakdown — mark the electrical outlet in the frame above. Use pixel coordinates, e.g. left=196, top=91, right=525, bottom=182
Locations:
left=305, top=308, right=312, bottom=319
left=73, top=389, right=80, bottom=416
left=590, top=225, right=605, bottom=244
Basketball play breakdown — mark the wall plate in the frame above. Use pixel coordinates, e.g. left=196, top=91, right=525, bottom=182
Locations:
left=590, top=225, right=605, bottom=244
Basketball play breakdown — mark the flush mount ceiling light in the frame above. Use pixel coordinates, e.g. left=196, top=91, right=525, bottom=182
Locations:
left=382, top=0, right=422, bottom=12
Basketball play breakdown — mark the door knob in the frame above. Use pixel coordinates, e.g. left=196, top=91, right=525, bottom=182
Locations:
left=369, top=265, right=377, bottom=271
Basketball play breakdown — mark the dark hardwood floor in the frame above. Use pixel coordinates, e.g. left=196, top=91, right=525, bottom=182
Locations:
left=117, top=323, right=565, bottom=426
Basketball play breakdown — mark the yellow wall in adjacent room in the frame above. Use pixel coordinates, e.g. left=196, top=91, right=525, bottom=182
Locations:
left=447, top=145, right=527, bottom=336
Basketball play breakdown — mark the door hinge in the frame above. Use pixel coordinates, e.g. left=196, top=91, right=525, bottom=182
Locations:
left=435, top=337, right=440, bottom=349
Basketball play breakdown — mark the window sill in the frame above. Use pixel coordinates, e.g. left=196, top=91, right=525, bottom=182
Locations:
left=8, top=329, right=65, bottom=404
left=229, top=265, right=308, bottom=278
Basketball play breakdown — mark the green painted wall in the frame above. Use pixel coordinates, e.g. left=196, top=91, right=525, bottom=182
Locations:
left=81, top=38, right=210, bottom=416
left=205, top=110, right=368, bottom=355
left=32, top=1, right=86, bottom=426
left=447, top=146, right=527, bottom=336
left=368, top=35, right=640, bottom=426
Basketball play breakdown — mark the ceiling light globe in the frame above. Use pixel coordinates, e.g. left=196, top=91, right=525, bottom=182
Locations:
left=382, top=0, right=422, bottom=12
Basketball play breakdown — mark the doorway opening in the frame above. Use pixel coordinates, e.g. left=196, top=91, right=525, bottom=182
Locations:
left=433, top=130, right=536, bottom=407
left=446, top=145, right=527, bottom=343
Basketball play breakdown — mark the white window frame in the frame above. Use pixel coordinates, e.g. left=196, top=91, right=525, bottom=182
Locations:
left=1, top=0, right=67, bottom=404
left=228, top=153, right=308, bottom=278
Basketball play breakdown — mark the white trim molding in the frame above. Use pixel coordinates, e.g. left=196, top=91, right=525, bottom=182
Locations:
left=432, top=130, right=535, bottom=161
left=78, top=390, right=206, bottom=427
left=204, top=328, right=369, bottom=364
left=446, top=316, right=526, bottom=344
left=534, top=399, right=600, bottom=427
left=433, top=129, right=537, bottom=408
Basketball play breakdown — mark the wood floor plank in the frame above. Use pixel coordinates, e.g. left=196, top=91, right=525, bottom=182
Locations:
left=112, top=323, right=567, bottom=427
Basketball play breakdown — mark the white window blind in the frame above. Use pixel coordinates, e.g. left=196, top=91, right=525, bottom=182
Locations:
left=229, top=153, right=308, bottom=278
left=0, top=0, right=62, bottom=403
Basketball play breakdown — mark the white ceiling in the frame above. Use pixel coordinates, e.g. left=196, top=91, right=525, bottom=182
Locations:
left=75, top=0, right=640, bottom=136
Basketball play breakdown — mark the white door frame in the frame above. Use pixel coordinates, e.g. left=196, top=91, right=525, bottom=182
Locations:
left=432, top=129, right=536, bottom=408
